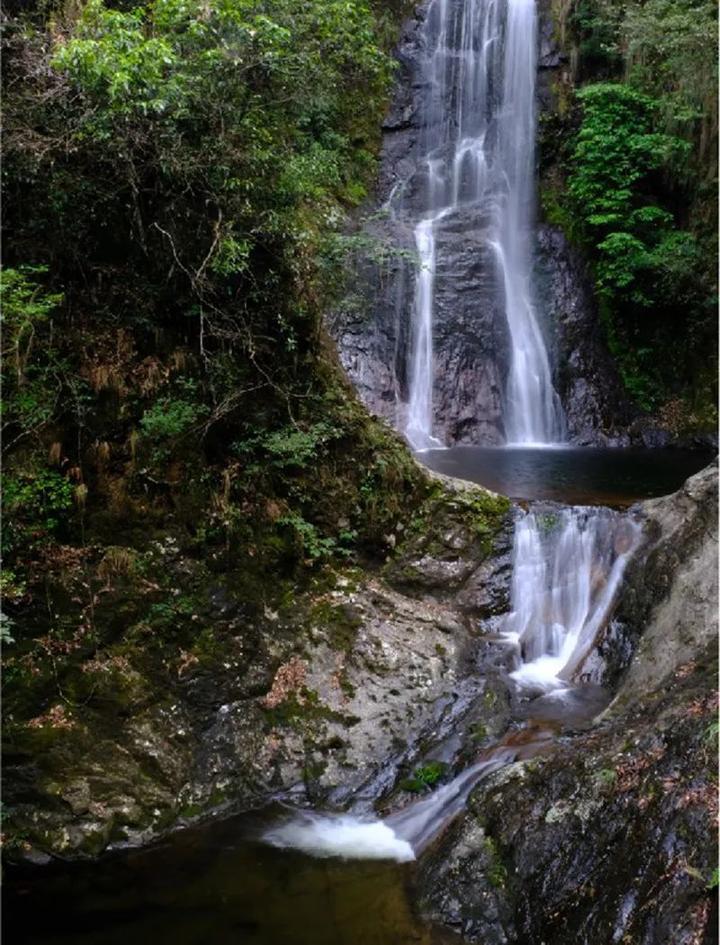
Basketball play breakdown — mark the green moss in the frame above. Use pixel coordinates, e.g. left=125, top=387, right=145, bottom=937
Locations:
left=303, top=759, right=328, bottom=785
left=261, top=688, right=348, bottom=731
left=387, top=484, right=511, bottom=585
left=483, top=835, right=508, bottom=889
left=593, top=768, right=617, bottom=790
left=310, top=600, right=363, bottom=653
left=483, top=689, right=498, bottom=709
left=535, top=512, right=560, bottom=535
left=399, top=760, right=448, bottom=793
left=338, top=673, right=356, bottom=699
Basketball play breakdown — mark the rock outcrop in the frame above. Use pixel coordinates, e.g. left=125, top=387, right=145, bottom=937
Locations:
left=2, top=475, right=513, bottom=860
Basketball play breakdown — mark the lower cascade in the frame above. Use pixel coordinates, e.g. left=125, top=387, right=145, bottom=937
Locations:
left=504, top=506, right=642, bottom=689
left=263, top=503, right=641, bottom=863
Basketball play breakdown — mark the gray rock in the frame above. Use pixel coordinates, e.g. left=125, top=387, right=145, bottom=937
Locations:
left=2, top=475, right=514, bottom=859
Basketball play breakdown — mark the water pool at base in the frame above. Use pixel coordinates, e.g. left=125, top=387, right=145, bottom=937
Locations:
left=4, top=809, right=456, bottom=945
left=417, top=446, right=715, bottom=506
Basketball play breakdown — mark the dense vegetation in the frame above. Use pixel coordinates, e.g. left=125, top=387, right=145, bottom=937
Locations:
left=541, top=0, right=717, bottom=420
left=2, top=0, right=424, bottom=736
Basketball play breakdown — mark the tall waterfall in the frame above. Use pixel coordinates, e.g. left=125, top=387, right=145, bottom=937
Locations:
left=503, top=507, right=642, bottom=689
left=402, top=0, right=565, bottom=448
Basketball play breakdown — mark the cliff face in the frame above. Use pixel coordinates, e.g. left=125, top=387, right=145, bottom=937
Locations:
left=331, top=4, right=511, bottom=447
left=330, top=0, right=637, bottom=447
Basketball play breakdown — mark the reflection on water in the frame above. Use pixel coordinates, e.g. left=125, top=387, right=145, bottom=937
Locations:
left=418, top=446, right=714, bottom=506
left=4, top=810, right=456, bottom=945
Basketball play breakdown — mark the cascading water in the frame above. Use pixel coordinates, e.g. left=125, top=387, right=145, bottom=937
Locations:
left=406, top=218, right=441, bottom=449
left=503, top=507, right=642, bottom=689
left=263, top=753, right=514, bottom=863
left=262, top=504, right=641, bottom=864
left=400, top=0, right=565, bottom=449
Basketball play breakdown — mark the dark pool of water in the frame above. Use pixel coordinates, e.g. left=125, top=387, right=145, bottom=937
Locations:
left=4, top=810, right=455, bottom=945
left=418, top=446, right=715, bottom=506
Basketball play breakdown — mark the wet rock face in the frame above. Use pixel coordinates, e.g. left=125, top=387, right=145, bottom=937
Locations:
left=420, top=651, right=717, bottom=945
left=581, top=462, right=718, bottom=690
left=535, top=224, right=634, bottom=445
left=417, top=464, right=719, bottom=944
left=332, top=210, right=510, bottom=446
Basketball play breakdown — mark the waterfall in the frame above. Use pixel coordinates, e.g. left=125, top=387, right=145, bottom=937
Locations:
left=384, top=750, right=515, bottom=849
left=263, top=503, right=641, bottom=864
left=406, top=218, right=442, bottom=449
left=400, top=0, right=565, bottom=448
left=503, top=507, right=642, bottom=689
left=263, top=752, right=514, bottom=863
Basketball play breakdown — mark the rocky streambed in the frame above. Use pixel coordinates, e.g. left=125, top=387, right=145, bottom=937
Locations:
left=4, top=460, right=718, bottom=945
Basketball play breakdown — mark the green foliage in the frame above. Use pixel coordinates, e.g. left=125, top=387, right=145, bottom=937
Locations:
left=234, top=421, right=343, bottom=472
left=51, top=1, right=179, bottom=122
left=2, top=469, right=74, bottom=556
left=570, top=0, right=623, bottom=77
left=0, top=613, right=16, bottom=646
left=566, top=82, right=713, bottom=409
left=1, top=267, right=65, bottom=439
left=542, top=0, right=717, bottom=416
left=277, top=513, right=354, bottom=563
left=50, top=0, right=393, bottom=227
left=0, top=569, right=27, bottom=604
left=568, top=83, right=688, bottom=297
left=623, top=0, right=717, bottom=143
left=0, top=266, right=63, bottom=328
left=140, top=395, right=207, bottom=441
left=3, top=0, right=421, bottom=575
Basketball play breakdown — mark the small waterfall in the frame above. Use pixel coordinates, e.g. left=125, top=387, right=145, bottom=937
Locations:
left=503, top=507, right=642, bottom=689
left=263, top=812, right=416, bottom=862
left=263, top=752, right=515, bottom=863
left=384, top=750, right=515, bottom=849
left=263, top=505, right=642, bottom=865
left=399, top=0, right=565, bottom=447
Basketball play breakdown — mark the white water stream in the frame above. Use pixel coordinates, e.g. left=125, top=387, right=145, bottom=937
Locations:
left=402, top=0, right=565, bottom=448
left=504, top=507, right=642, bottom=689
left=263, top=507, right=640, bottom=863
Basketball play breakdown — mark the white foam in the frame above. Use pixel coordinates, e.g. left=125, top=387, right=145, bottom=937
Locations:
left=263, top=813, right=415, bottom=862
left=510, top=655, right=569, bottom=691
